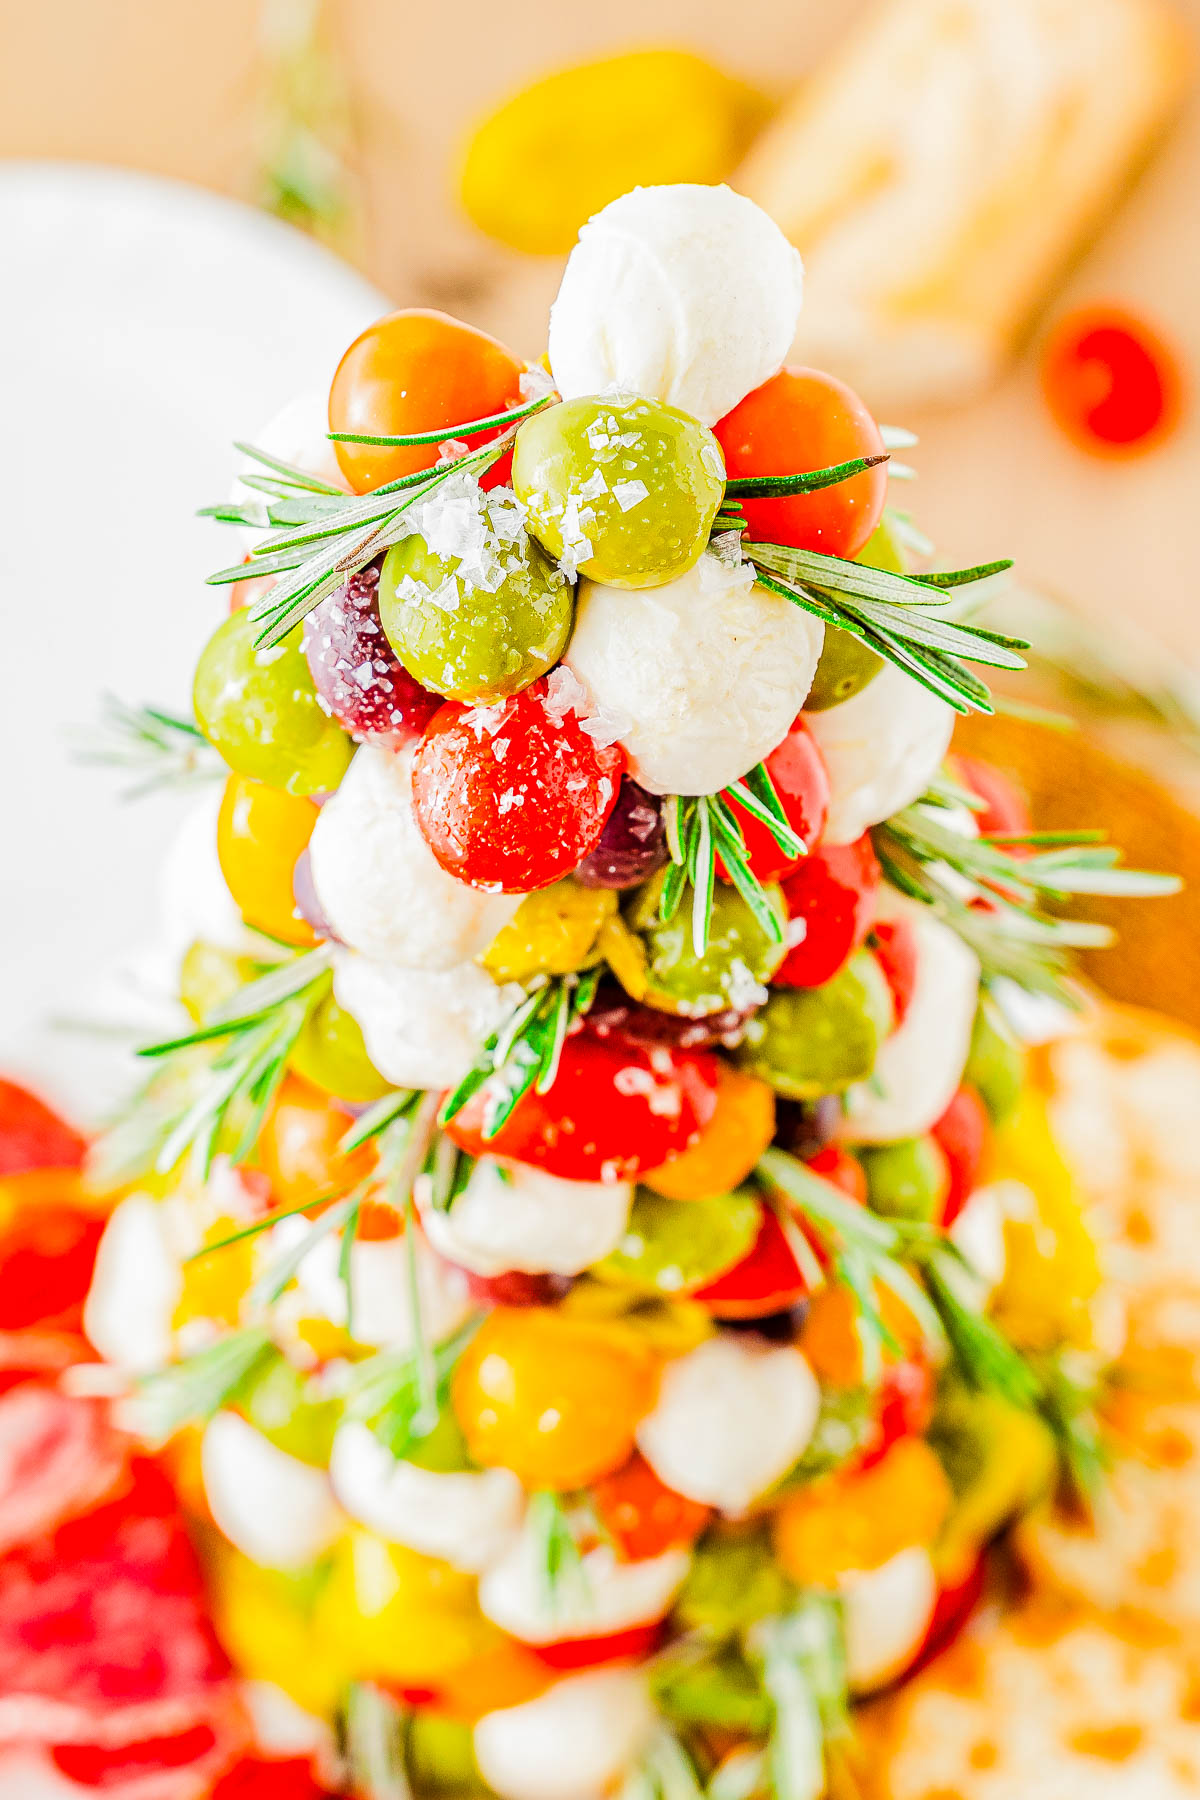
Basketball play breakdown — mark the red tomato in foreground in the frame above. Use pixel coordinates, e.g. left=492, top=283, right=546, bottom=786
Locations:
left=444, top=1027, right=720, bottom=1182
left=412, top=684, right=624, bottom=892
left=1041, top=303, right=1182, bottom=458
left=775, top=836, right=881, bottom=988
left=211, top=1757, right=339, bottom=1800
left=531, top=1620, right=664, bottom=1672
left=592, top=1453, right=712, bottom=1563
left=52, top=1726, right=221, bottom=1789
left=714, top=367, right=887, bottom=558
left=692, top=1204, right=809, bottom=1319
left=719, top=715, right=830, bottom=885
left=805, top=1144, right=868, bottom=1205
left=871, top=916, right=920, bottom=1029
left=0, top=1080, right=85, bottom=1176
left=953, top=754, right=1031, bottom=839
left=329, top=308, right=525, bottom=493
left=932, top=1085, right=991, bottom=1228
left=0, top=1201, right=103, bottom=1332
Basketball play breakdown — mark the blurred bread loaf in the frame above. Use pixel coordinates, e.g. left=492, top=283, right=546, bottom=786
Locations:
left=738, top=0, right=1192, bottom=408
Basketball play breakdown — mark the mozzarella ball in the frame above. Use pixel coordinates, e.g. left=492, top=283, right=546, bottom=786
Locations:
left=201, top=1410, right=342, bottom=1570
left=421, top=1159, right=632, bottom=1278
left=83, top=1193, right=182, bottom=1373
left=840, top=1546, right=938, bottom=1693
left=805, top=662, right=955, bottom=844
left=334, top=951, right=521, bottom=1091
left=479, top=1528, right=689, bottom=1644
left=841, top=900, right=980, bottom=1143
left=636, top=1335, right=820, bottom=1514
left=548, top=184, right=804, bottom=428
left=269, top=1215, right=471, bottom=1350
left=474, top=1668, right=656, bottom=1800
left=949, top=1181, right=1010, bottom=1300
left=158, top=787, right=257, bottom=978
left=230, top=390, right=347, bottom=555
left=308, top=744, right=523, bottom=967
left=329, top=1421, right=524, bottom=1573
left=565, top=551, right=823, bottom=795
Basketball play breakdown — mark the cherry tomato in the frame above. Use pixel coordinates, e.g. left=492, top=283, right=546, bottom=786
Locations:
left=444, top=1027, right=720, bottom=1183
left=592, top=1452, right=712, bottom=1562
left=775, top=836, right=881, bottom=989
left=452, top=1309, right=656, bottom=1489
left=532, top=1621, right=664, bottom=1671
left=952, top=754, right=1031, bottom=839
left=857, top=1356, right=935, bottom=1471
left=718, top=715, right=829, bottom=885
left=642, top=1063, right=775, bottom=1202
left=461, top=1269, right=573, bottom=1308
left=229, top=566, right=277, bottom=616
left=907, top=1553, right=986, bottom=1680
left=211, top=1760, right=338, bottom=1800
left=692, top=1203, right=809, bottom=1319
left=714, top=367, right=887, bottom=558
left=329, top=309, right=526, bottom=493
left=931, top=1084, right=991, bottom=1228
left=412, top=683, right=624, bottom=892
left=52, top=1729, right=224, bottom=1793
left=773, top=1437, right=950, bottom=1586
left=805, top=1144, right=868, bottom=1205
left=217, top=775, right=319, bottom=947
left=422, top=1639, right=553, bottom=1720
left=0, top=1080, right=85, bottom=1176
left=871, top=916, right=919, bottom=1028
left=1041, top=303, right=1182, bottom=458
left=0, top=1179, right=103, bottom=1332
left=259, top=1074, right=375, bottom=1210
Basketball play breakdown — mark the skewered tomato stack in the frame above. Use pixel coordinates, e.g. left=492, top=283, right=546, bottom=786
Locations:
left=71, top=185, right=1166, bottom=1800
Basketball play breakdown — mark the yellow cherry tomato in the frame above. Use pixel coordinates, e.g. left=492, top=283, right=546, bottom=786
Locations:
left=774, top=1438, right=952, bottom=1585
left=290, top=992, right=392, bottom=1106
left=217, top=774, right=319, bottom=947
left=642, top=1064, right=776, bottom=1201
left=209, top=1545, right=348, bottom=1719
left=479, top=880, right=616, bottom=985
left=312, top=1531, right=500, bottom=1687
left=989, top=1088, right=1102, bottom=1351
left=459, top=51, right=769, bottom=255
left=173, top=1215, right=255, bottom=1330
left=452, top=1308, right=658, bottom=1491
left=433, top=1640, right=553, bottom=1721
left=259, top=1073, right=375, bottom=1210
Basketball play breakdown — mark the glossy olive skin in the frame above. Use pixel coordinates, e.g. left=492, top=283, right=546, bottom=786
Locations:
left=290, top=992, right=391, bottom=1106
left=736, top=949, right=893, bottom=1098
left=193, top=608, right=353, bottom=797
left=234, top=1352, right=341, bottom=1467
left=860, top=1136, right=947, bottom=1223
left=803, top=514, right=907, bottom=711
left=597, top=1187, right=763, bottom=1296
left=512, top=394, right=726, bottom=588
left=965, top=998, right=1026, bottom=1125
left=633, top=878, right=787, bottom=1018
left=379, top=526, right=573, bottom=703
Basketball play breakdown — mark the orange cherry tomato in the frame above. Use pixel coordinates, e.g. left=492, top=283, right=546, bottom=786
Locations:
left=642, top=1063, right=775, bottom=1203
left=328, top=309, right=525, bottom=494
left=800, top=1281, right=924, bottom=1389
left=421, top=1639, right=553, bottom=1720
left=592, top=1452, right=711, bottom=1562
left=773, top=1436, right=951, bottom=1584
left=1041, top=303, right=1182, bottom=458
left=714, top=367, right=887, bottom=558
left=228, top=566, right=277, bottom=616
left=452, top=1309, right=657, bottom=1491
left=216, top=775, right=319, bottom=947
left=804, top=1144, right=867, bottom=1206
left=258, top=1074, right=374, bottom=1211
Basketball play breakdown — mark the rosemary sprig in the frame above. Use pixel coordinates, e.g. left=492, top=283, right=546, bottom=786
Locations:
left=916, top=1238, right=1041, bottom=1409
left=131, top=1324, right=276, bottom=1444
left=440, top=969, right=600, bottom=1138
left=1033, top=1349, right=1108, bottom=1502
left=344, top=1315, right=482, bottom=1460
left=73, top=696, right=221, bottom=798
left=661, top=766, right=805, bottom=956
left=327, top=392, right=553, bottom=448
left=527, top=1488, right=592, bottom=1614
left=339, top=1088, right=418, bottom=1154
left=620, top=1727, right=709, bottom=1800
left=753, top=1595, right=850, bottom=1800
left=724, top=454, right=889, bottom=500
left=342, top=1682, right=413, bottom=1800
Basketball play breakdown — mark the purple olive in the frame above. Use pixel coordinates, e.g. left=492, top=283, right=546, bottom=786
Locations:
left=773, top=1095, right=842, bottom=1161
left=575, top=777, right=668, bottom=889
left=586, top=983, right=756, bottom=1052
left=292, top=848, right=338, bottom=942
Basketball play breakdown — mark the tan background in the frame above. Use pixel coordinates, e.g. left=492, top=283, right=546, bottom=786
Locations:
left=2, top=0, right=1199, bottom=656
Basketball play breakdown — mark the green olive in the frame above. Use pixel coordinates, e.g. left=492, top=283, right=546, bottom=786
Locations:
left=512, top=394, right=726, bottom=589
left=408, top=1713, right=486, bottom=1795
left=631, top=876, right=787, bottom=1017
left=404, top=1405, right=475, bottom=1474
left=735, top=950, right=893, bottom=1098
left=193, top=608, right=354, bottom=798
left=860, top=1135, right=947, bottom=1223
left=803, top=514, right=907, bottom=711
left=379, top=502, right=573, bottom=702
left=179, top=940, right=258, bottom=1024
left=290, top=992, right=391, bottom=1105
left=233, top=1352, right=340, bottom=1468
left=965, top=999, right=1026, bottom=1125
left=675, top=1526, right=792, bottom=1635
left=596, top=1188, right=762, bottom=1295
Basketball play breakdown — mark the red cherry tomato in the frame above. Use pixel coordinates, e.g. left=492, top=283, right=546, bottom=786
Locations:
left=907, top=1553, right=987, bottom=1681
left=444, top=1027, right=720, bottom=1182
left=211, top=1757, right=339, bottom=1800
left=692, top=1203, right=809, bottom=1319
left=1041, top=303, right=1182, bottom=458
left=0, top=1201, right=104, bottom=1332
left=857, top=1356, right=935, bottom=1472
left=952, top=755, right=1031, bottom=839
left=592, top=1453, right=712, bottom=1563
left=714, top=368, right=887, bottom=558
left=0, top=1081, right=85, bottom=1176
left=412, top=684, right=624, bottom=892
left=52, top=1727, right=223, bottom=1791
left=531, top=1620, right=664, bottom=1672
left=775, top=836, right=881, bottom=988
left=871, top=916, right=920, bottom=1029
left=931, top=1084, right=991, bottom=1228
left=329, top=309, right=525, bottom=493
left=719, top=715, right=830, bottom=885
left=805, top=1144, right=868, bottom=1206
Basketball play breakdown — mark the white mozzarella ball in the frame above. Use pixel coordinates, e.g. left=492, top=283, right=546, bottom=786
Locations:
left=949, top=1180, right=1010, bottom=1300
left=636, top=1335, right=820, bottom=1514
left=805, top=662, right=956, bottom=844
left=157, top=787, right=257, bottom=978
left=565, top=552, right=823, bottom=796
left=329, top=1421, right=523, bottom=1573
left=421, top=1159, right=632, bottom=1278
left=270, top=1215, right=471, bottom=1350
left=334, top=951, right=521, bottom=1091
left=474, top=1668, right=656, bottom=1800
left=308, top=744, right=523, bottom=967
left=841, top=900, right=980, bottom=1143
left=548, top=184, right=804, bottom=428
left=83, top=1193, right=182, bottom=1373
left=479, top=1526, right=689, bottom=1644
left=230, top=391, right=347, bottom=555
left=201, top=1411, right=342, bottom=1570
left=840, top=1546, right=938, bottom=1693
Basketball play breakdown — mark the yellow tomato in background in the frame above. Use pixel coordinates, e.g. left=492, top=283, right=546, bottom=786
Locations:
left=217, top=774, right=318, bottom=947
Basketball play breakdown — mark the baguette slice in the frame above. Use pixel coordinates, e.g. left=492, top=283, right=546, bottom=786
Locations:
left=737, top=0, right=1192, bottom=408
